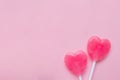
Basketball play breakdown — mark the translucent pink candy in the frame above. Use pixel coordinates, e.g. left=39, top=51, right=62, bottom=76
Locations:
left=87, top=36, right=111, bottom=62
left=64, top=51, right=87, bottom=76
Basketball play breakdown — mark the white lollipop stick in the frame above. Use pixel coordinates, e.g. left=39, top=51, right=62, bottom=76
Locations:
left=79, top=76, right=82, bottom=80
left=89, top=61, right=96, bottom=80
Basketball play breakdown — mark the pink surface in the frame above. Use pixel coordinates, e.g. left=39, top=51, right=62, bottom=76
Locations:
left=0, top=0, right=120, bottom=80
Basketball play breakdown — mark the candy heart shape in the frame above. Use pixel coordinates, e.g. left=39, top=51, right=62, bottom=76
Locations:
left=64, top=51, right=87, bottom=76
left=87, top=36, right=111, bottom=61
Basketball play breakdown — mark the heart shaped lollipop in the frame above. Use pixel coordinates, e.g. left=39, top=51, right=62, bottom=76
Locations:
left=87, top=36, right=111, bottom=61
left=87, top=36, right=111, bottom=80
left=64, top=50, right=87, bottom=80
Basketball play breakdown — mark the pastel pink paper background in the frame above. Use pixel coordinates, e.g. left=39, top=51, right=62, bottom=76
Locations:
left=0, top=0, right=120, bottom=80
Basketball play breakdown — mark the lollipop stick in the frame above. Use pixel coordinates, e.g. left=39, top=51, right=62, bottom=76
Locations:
left=89, top=61, right=96, bottom=80
left=79, top=76, right=82, bottom=80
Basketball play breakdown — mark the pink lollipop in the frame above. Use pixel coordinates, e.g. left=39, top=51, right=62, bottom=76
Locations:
left=87, top=36, right=111, bottom=80
left=64, top=50, right=87, bottom=80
